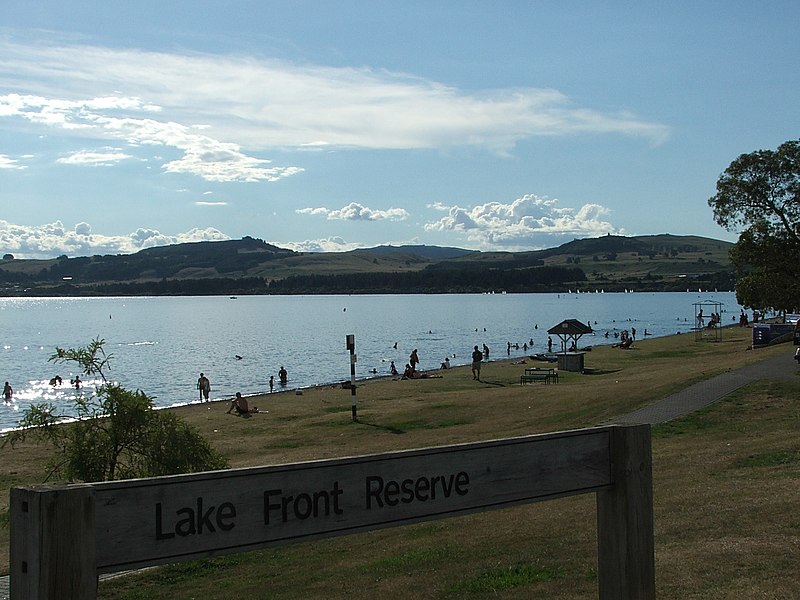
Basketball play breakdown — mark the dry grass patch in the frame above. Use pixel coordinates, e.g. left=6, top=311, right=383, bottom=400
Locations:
left=1, top=325, right=796, bottom=597
left=94, top=376, right=799, bottom=600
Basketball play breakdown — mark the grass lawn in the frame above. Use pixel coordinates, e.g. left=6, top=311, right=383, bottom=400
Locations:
left=1, top=325, right=798, bottom=598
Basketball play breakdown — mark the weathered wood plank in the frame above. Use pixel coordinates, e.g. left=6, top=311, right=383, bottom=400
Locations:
left=10, top=425, right=656, bottom=600
left=596, top=424, right=655, bottom=600
left=10, top=485, right=96, bottom=600
left=90, top=428, right=611, bottom=571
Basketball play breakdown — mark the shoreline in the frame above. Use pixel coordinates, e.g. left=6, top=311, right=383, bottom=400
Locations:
left=0, top=319, right=764, bottom=434
left=193, top=321, right=767, bottom=413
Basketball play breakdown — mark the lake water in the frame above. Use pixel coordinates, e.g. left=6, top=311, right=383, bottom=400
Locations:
left=0, top=292, right=739, bottom=431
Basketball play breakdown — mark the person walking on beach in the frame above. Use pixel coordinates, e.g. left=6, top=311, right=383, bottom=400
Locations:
left=471, top=345, right=483, bottom=381
left=197, top=372, right=211, bottom=402
left=2, top=381, right=12, bottom=401
left=269, top=375, right=274, bottom=393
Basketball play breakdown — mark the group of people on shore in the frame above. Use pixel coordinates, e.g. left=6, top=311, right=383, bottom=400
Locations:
left=386, top=340, right=492, bottom=382
left=196, top=364, right=289, bottom=417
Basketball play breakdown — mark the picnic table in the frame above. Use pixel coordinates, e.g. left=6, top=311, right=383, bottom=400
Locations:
left=520, top=367, right=559, bottom=385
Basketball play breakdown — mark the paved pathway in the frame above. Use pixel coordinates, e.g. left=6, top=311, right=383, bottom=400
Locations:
left=2, top=350, right=797, bottom=599
left=605, top=350, right=797, bottom=425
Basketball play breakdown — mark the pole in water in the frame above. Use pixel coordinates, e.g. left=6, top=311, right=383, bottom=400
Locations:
left=346, top=334, right=357, bottom=421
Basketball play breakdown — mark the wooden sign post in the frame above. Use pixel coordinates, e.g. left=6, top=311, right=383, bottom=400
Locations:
left=10, top=424, right=654, bottom=599
left=346, top=334, right=357, bottom=421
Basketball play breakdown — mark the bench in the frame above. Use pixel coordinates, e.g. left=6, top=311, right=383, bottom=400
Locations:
left=520, top=368, right=558, bottom=385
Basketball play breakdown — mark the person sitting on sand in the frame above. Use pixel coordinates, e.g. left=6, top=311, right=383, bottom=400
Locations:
left=415, top=371, right=442, bottom=379
left=613, top=337, right=634, bottom=349
left=227, top=392, right=259, bottom=415
left=404, top=369, right=442, bottom=379
left=402, top=363, right=414, bottom=379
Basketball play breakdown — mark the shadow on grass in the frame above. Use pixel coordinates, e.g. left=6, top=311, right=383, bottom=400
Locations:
left=356, top=416, right=474, bottom=434
left=581, top=368, right=622, bottom=375
left=356, top=419, right=406, bottom=434
left=477, top=379, right=506, bottom=387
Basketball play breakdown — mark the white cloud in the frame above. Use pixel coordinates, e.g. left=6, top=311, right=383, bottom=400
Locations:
left=56, top=148, right=133, bottom=166
left=0, top=220, right=230, bottom=259
left=0, top=37, right=669, bottom=167
left=295, top=207, right=330, bottom=217
left=74, top=222, right=91, bottom=235
left=296, top=202, right=409, bottom=221
left=0, top=92, right=304, bottom=183
left=424, top=194, right=622, bottom=250
left=0, top=154, right=27, bottom=169
left=280, top=237, right=362, bottom=253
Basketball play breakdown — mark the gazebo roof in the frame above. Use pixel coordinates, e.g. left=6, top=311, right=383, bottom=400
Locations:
left=547, top=319, right=593, bottom=335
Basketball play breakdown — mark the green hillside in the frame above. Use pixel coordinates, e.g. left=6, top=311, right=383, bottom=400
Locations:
left=0, top=234, right=736, bottom=296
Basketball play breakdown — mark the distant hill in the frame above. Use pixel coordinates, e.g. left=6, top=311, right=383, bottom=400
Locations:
left=0, top=234, right=736, bottom=296
left=350, top=244, right=476, bottom=260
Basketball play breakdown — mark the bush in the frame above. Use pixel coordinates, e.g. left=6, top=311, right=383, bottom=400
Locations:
left=3, top=338, right=228, bottom=482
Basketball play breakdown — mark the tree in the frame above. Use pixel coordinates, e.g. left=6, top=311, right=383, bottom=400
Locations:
left=708, top=139, right=800, bottom=312
left=3, top=338, right=227, bottom=482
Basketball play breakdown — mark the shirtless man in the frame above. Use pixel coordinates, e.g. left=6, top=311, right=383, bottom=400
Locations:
left=227, top=392, right=258, bottom=414
left=197, top=373, right=211, bottom=402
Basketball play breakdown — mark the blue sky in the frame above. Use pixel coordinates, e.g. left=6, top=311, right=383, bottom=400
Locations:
left=1, top=1, right=797, bottom=258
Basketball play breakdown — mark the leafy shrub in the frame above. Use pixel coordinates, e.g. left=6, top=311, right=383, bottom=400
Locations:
left=3, top=338, right=227, bottom=482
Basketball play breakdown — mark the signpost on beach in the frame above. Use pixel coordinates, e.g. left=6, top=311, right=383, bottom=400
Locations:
left=10, top=424, right=655, bottom=600
left=346, top=333, right=357, bottom=421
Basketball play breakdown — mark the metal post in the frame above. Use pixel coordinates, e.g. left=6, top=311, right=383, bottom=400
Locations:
left=346, top=334, right=357, bottom=421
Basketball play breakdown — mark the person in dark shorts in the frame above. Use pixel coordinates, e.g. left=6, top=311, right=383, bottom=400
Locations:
left=471, top=345, right=483, bottom=380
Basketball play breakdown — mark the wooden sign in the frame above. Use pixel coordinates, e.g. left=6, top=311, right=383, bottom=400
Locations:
left=10, top=424, right=654, bottom=599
